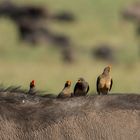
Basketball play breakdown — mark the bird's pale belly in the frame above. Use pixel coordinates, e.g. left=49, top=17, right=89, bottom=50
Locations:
left=99, top=79, right=111, bottom=89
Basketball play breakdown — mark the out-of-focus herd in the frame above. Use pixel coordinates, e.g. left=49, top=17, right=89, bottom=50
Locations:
left=0, top=0, right=75, bottom=63
left=0, top=1, right=140, bottom=63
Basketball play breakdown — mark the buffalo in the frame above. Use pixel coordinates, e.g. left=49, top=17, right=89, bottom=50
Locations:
left=0, top=90, right=139, bottom=140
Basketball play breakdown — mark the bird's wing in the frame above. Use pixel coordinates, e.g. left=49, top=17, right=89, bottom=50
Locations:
left=86, top=83, right=90, bottom=93
left=96, top=76, right=100, bottom=93
left=109, top=78, right=113, bottom=91
left=57, top=88, right=64, bottom=98
left=57, top=92, right=62, bottom=98
left=74, top=83, right=78, bottom=94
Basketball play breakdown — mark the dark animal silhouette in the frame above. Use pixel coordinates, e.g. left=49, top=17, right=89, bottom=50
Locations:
left=0, top=1, right=75, bottom=45
left=122, top=2, right=140, bottom=55
left=16, top=18, right=50, bottom=44
left=52, top=12, right=75, bottom=22
left=0, top=1, right=47, bottom=21
left=92, top=44, right=114, bottom=62
left=122, top=2, right=140, bottom=22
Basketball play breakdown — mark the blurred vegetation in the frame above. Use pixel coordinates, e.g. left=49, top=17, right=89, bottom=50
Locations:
left=0, top=0, right=139, bottom=94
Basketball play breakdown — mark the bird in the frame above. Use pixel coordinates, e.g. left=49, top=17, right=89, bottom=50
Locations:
left=57, top=80, right=72, bottom=98
left=74, top=77, right=89, bottom=96
left=28, top=80, right=36, bottom=95
left=96, top=65, right=113, bottom=95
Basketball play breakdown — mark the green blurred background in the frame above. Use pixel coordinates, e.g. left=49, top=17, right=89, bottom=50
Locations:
left=0, top=0, right=139, bottom=94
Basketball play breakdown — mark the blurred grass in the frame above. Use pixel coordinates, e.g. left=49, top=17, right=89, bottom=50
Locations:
left=0, top=0, right=139, bottom=94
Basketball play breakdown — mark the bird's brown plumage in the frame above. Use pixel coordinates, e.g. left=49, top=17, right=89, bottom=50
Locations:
left=96, top=66, right=113, bottom=95
left=57, top=80, right=72, bottom=98
left=74, top=78, right=89, bottom=96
